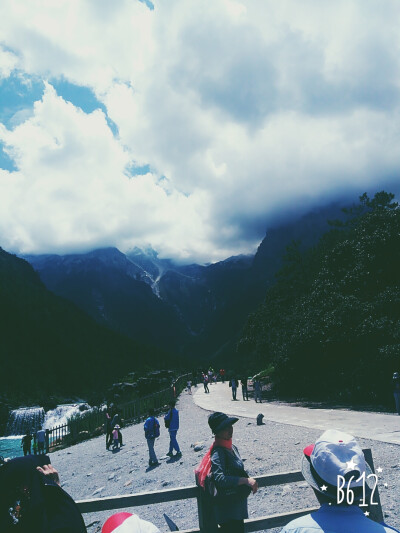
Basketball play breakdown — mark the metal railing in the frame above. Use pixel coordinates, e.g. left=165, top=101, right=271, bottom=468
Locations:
left=45, top=373, right=191, bottom=451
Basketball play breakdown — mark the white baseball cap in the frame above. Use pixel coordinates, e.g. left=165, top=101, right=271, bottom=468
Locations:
left=301, top=429, right=373, bottom=498
left=102, top=512, right=161, bottom=533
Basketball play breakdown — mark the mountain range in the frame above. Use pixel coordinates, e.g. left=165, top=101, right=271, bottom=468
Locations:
left=22, top=202, right=346, bottom=362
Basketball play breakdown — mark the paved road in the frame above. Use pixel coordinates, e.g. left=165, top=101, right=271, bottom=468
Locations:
left=192, top=382, right=400, bottom=445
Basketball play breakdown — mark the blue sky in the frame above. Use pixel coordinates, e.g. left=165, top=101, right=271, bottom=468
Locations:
left=0, top=0, right=400, bottom=262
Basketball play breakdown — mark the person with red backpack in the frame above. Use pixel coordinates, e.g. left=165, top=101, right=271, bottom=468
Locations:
left=144, top=408, right=160, bottom=467
left=195, top=412, right=258, bottom=533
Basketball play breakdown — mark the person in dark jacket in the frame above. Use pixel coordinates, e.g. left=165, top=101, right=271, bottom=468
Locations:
left=393, top=372, right=400, bottom=415
left=105, top=409, right=113, bottom=450
left=0, top=455, right=87, bottom=532
left=208, top=412, right=258, bottom=532
left=164, top=401, right=181, bottom=458
left=144, top=408, right=160, bottom=467
left=241, top=378, right=249, bottom=401
left=21, top=433, right=32, bottom=456
left=229, top=378, right=239, bottom=400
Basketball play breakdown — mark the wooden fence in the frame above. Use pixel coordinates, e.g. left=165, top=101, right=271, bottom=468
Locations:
left=45, top=373, right=191, bottom=451
left=76, top=448, right=383, bottom=532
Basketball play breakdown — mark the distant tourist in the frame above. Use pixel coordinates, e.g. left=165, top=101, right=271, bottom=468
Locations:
left=187, top=380, right=192, bottom=394
left=105, top=408, right=113, bottom=450
left=164, top=401, right=182, bottom=458
left=393, top=372, right=400, bottom=415
left=112, top=425, right=120, bottom=450
left=229, top=377, right=238, bottom=400
left=203, top=374, right=210, bottom=394
left=102, top=512, right=160, bottom=532
left=36, top=426, right=46, bottom=455
left=254, top=379, right=262, bottom=403
left=196, top=412, right=258, bottom=532
left=21, top=433, right=32, bottom=456
left=144, top=408, right=160, bottom=467
left=241, top=378, right=249, bottom=401
left=220, top=368, right=225, bottom=383
left=280, top=429, right=399, bottom=533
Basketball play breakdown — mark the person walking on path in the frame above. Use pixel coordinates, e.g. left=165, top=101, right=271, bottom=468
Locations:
left=21, top=433, right=32, bottom=456
left=144, top=408, right=160, bottom=466
left=203, top=374, right=210, bottom=393
left=36, top=426, right=46, bottom=455
left=105, top=409, right=113, bottom=450
left=241, top=378, right=249, bottom=401
left=254, top=379, right=262, bottom=403
left=280, top=429, right=399, bottom=533
left=229, top=377, right=238, bottom=400
left=195, top=412, right=258, bottom=533
left=164, top=401, right=182, bottom=458
left=187, top=380, right=192, bottom=394
left=393, top=372, right=400, bottom=415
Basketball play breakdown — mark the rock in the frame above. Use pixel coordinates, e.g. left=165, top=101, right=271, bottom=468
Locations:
left=92, top=487, right=105, bottom=496
left=193, top=443, right=204, bottom=452
left=162, top=481, right=170, bottom=487
left=78, top=431, right=90, bottom=441
left=294, top=441, right=300, bottom=445
left=87, top=473, right=92, bottom=476
left=108, top=473, right=115, bottom=480
left=124, top=480, right=133, bottom=487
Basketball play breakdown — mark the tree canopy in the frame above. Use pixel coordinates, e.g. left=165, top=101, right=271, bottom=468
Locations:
left=239, top=192, right=400, bottom=406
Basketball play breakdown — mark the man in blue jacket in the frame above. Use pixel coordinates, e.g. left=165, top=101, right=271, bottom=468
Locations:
left=164, top=401, right=182, bottom=458
left=144, top=408, right=160, bottom=467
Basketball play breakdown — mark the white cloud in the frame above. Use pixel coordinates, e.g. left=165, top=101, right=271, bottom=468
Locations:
left=1, top=0, right=400, bottom=261
left=0, top=46, right=19, bottom=79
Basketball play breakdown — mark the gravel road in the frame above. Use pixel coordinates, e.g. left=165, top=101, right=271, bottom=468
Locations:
left=50, top=386, right=400, bottom=532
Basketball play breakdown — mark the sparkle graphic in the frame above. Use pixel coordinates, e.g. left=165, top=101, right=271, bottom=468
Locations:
left=365, top=511, right=370, bottom=516
left=376, top=467, right=383, bottom=474
left=320, top=485, right=328, bottom=492
left=346, top=459, right=357, bottom=470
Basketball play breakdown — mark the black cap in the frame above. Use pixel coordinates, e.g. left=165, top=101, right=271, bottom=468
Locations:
left=208, top=412, right=238, bottom=434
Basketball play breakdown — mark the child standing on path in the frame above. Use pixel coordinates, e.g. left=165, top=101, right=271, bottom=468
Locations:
left=112, top=425, right=120, bottom=450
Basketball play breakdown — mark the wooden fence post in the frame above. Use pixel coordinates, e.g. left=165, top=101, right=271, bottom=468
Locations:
left=45, top=429, right=50, bottom=453
left=363, top=448, right=384, bottom=523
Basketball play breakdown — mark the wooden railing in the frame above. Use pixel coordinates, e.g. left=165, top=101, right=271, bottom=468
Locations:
left=76, top=448, right=383, bottom=532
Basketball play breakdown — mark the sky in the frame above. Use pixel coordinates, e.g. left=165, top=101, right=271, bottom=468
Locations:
left=1, top=0, right=400, bottom=263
